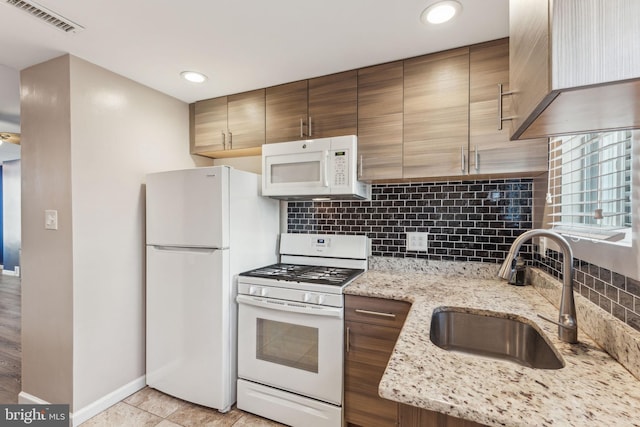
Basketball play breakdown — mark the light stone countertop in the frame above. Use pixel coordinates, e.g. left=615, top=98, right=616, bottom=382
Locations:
left=345, top=260, right=640, bottom=427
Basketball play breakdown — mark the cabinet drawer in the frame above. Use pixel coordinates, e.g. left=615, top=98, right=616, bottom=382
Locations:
left=345, top=295, right=410, bottom=328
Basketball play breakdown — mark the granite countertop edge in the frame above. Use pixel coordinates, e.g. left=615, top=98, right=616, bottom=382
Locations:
left=344, top=261, right=640, bottom=427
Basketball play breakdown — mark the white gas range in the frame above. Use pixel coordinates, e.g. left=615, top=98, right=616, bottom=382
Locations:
left=236, top=233, right=368, bottom=427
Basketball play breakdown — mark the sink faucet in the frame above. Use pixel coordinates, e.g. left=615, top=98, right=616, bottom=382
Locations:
left=498, top=229, right=578, bottom=343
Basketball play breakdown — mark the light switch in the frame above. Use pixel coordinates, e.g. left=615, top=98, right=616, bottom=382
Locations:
left=45, top=209, right=58, bottom=230
left=407, top=232, right=428, bottom=251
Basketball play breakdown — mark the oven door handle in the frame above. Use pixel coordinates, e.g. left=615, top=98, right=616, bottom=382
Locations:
left=236, top=295, right=343, bottom=318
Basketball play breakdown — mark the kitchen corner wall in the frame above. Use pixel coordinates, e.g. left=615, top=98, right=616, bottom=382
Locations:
left=535, top=251, right=640, bottom=332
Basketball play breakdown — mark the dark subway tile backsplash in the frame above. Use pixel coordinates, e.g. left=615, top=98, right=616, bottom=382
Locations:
left=535, top=250, right=640, bottom=332
left=287, top=177, right=640, bottom=332
left=287, top=179, right=534, bottom=263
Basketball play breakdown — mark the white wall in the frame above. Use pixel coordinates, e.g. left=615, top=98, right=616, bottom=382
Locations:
left=21, top=54, right=214, bottom=415
left=69, top=56, right=212, bottom=412
left=21, top=55, right=74, bottom=406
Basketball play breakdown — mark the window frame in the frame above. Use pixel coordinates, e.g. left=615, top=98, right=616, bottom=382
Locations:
left=541, top=131, right=639, bottom=281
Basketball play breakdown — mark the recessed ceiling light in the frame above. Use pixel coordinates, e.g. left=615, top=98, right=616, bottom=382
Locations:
left=180, top=71, right=208, bottom=83
left=421, top=1, right=462, bottom=25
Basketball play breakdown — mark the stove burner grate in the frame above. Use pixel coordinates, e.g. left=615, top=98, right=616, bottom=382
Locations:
left=241, top=264, right=364, bottom=286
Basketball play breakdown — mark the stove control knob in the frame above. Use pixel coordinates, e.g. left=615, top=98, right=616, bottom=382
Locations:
left=317, top=295, right=325, bottom=305
left=248, top=286, right=258, bottom=296
left=303, top=293, right=312, bottom=303
left=260, top=288, right=268, bottom=297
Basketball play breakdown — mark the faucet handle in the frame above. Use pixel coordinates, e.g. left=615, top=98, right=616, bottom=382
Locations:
left=537, top=313, right=577, bottom=330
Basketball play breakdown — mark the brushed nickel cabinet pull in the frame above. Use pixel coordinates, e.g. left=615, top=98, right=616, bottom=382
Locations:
left=229, top=131, right=233, bottom=149
left=308, top=116, right=313, bottom=136
left=300, top=118, right=304, bottom=138
left=354, top=309, right=396, bottom=319
left=461, top=146, right=466, bottom=173
left=498, top=83, right=516, bottom=130
left=474, top=145, right=479, bottom=171
left=222, top=131, right=226, bottom=150
left=346, top=326, right=350, bottom=353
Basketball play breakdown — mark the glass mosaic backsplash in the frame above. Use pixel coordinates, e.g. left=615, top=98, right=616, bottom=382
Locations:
left=286, top=178, right=640, bottom=332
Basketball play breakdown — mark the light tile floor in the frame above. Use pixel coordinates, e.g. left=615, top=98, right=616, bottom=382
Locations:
left=80, top=387, right=286, bottom=427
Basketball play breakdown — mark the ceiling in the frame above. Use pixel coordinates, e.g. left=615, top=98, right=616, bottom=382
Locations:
left=0, top=0, right=509, bottom=158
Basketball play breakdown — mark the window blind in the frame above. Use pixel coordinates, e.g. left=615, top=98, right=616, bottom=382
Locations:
left=547, top=131, right=632, bottom=240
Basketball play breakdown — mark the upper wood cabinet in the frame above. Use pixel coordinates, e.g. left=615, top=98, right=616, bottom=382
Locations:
left=190, top=89, right=265, bottom=158
left=403, top=47, right=470, bottom=179
left=265, top=71, right=358, bottom=144
left=509, top=0, right=640, bottom=140
left=227, top=89, right=265, bottom=150
left=308, top=70, right=358, bottom=138
left=265, top=80, right=308, bottom=144
left=469, top=38, right=547, bottom=175
left=357, top=61, right=404, bottom=181
left=191, top=96, right=228, bottom=153
left=190, top=36, right=551, bottom=176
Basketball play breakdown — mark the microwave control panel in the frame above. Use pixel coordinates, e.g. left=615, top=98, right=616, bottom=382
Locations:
left=332, top=150, right=348, bottom=187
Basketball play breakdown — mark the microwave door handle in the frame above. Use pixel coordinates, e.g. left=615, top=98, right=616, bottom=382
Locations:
left=323, top=150, right=329, bottom=187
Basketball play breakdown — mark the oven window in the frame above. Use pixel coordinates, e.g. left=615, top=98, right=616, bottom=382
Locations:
left=256, top=318, right=319, bottom=373
left=270, top=161, right=320, bottom=184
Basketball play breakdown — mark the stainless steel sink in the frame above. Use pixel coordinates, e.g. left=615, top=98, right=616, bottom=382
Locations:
left=429, top=308, right=564, bottom=370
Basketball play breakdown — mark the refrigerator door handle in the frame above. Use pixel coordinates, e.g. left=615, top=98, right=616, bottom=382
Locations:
left=151, top=245, right=223, bottom=253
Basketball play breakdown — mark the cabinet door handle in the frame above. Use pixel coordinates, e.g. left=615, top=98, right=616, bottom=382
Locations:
left=474, top=145, right=479, bottom=171
left=308, top=116, right=313, bottom=136
left=346, top=326, right=350, bottom=353
left=498, top=83, right=516, bottom=130
left=300, top=118, right=304, bottom=138
left=228, top=131, right=233, bottom=149
left=222, top=131, right=226, bottom=150
left=354, top=309, right=396, bottom=319
left=460, top=146, right=466, bottom=173
left=359, top=155, right=363, bottom=178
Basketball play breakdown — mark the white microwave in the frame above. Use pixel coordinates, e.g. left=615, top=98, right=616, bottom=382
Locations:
left=262, top=135, right=370, bottom=200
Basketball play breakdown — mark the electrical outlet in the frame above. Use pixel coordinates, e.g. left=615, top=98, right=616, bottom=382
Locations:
left=406, top=232, right=428, bottom=251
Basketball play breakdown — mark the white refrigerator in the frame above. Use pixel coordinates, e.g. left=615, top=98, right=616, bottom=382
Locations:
left=145, top=166, right=279, bottom=412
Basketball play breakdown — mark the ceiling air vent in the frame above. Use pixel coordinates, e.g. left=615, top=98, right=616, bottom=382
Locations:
left=5, top=0, right=84, bottom=33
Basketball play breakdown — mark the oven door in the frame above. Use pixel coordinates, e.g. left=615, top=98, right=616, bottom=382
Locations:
left=236, top=294, right=343, bottom=405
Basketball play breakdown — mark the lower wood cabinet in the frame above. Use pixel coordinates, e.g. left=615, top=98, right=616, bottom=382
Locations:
left=399, top=404, right=487, bottom=427
left=344, top=295, right=410, bottom=427
left=344, top=295, right=488, bottom=427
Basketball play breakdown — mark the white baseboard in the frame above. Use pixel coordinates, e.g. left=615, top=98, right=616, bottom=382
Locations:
left=19, top=376, right=146, bottom=426
left=3, top=268, right=20, bottom=277
left=18, top=391, right=50, bottom=404
left=71, top=375, right=146, bottom=426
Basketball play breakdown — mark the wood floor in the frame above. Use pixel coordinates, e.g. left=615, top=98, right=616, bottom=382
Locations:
left=0, top=274, right=21, bottom=404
